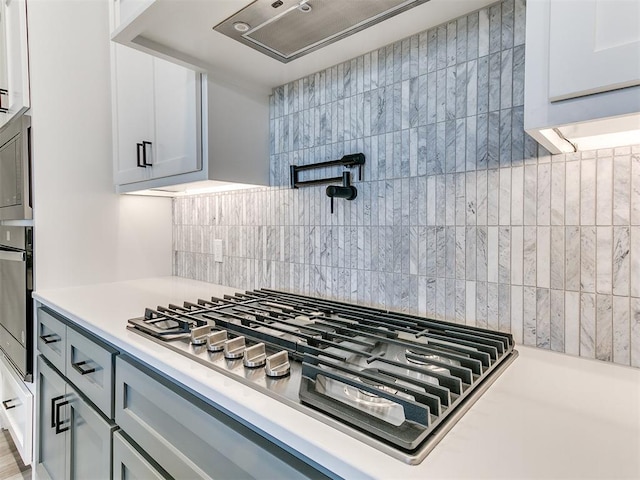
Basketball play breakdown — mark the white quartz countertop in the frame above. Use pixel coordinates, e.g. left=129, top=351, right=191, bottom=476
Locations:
left=34, top=276, right=640, bottom=479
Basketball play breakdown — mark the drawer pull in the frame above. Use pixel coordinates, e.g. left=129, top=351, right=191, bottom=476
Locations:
left=54, top=399, right=70, bottom=434
left=71, top=360, right=96, bottom=375
left=2, top=399, right=18, bottom=410
left=40, top=333, right=61, bottom=344
left=51, top=395, right=64, bottom=428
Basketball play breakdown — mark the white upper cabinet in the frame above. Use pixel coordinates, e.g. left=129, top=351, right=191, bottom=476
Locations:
left=0, top=0, right=30, bottom=127
left=111, top=43, right=201, bottom=187
left=525, top=0, right=640, bottom=153
left=548, top=0, right=640, bottom=102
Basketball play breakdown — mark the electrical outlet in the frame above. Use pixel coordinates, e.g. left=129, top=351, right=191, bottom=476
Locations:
left=213, top=239, right=224, bottom=262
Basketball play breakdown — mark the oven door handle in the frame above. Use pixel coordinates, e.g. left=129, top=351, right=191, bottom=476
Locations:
left=0, top=250, right=25, bottom=262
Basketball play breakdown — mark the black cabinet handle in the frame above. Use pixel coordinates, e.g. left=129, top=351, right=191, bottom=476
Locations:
left=71, top=360, right=96, bottom=375
left=0, top=88, right=8, bottom=113
left=136, top=143, right=146, bottom=168
left=55, top=399, right=70, bottom=434
left=39, top=333, right=60, bottom=345
left=142, top=140, right=153, bottom=166
left=51, top=395, right=64, bottom=428
left=2, top=399, right=17, bottom=410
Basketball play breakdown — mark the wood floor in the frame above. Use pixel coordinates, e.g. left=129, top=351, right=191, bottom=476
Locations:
left=0, top=429, right=30, bottom=480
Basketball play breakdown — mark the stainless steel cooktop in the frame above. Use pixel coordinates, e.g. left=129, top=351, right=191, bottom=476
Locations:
left=127, top=288, right=518, bottom=464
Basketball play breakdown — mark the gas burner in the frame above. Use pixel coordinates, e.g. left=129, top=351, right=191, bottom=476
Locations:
left=127, top=288, right=518, bottom=464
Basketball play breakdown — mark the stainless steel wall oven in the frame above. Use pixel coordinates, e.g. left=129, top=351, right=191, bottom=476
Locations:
left=0, top=225, right=33, bottom=381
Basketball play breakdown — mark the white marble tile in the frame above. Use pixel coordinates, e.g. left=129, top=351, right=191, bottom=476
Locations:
left=536, top=288, right=551, bottom=349
left=631, top=297, right=640, bottom=368
left=476, top=281, right=488, bottom=329
left=596, top=157, right=613, bottom=225
left=565, top=226, right=581, bottom=291
left=581, top=159, right=596, bottom=225
left=631, top=227, right=640, bottom=297
left=511, top=226, right=523, bottom=285
left=487, top=226, right=499, bottom=283
left=466, top=280, right=477, bottom=326
left=565, top=161, right=581, bottom=225
left=476, top=226, right=488, bottom=282
left=549, top=289, right=564, bottom=352
left=523, top=226, right=537, bottom=286
left=612, top=227, right=630, bottom=296
left=487, top=169, right=499, bottom=225
left=537, top=163, right=551, bottom=225
left=510, top=285, right=523, bottom=344
left=499, top=168, right=511, bottom=225
left=537, top=226, right=550, bottom=288
left=581, top=226, right=596, bottom=293
left=550, top=227, right=565, bottom=290
left=550, top=162, right=565, bottom=225
left=511, top=166, right=524, bottom=225
left=523, top=165, right=537, bottom=225
left=487, top=282, right=499, bottom=331
left=580, top=293, right=596, bottom=359
left=499, top=227, right=511, bottom=284
left=499, top=283, right=511, bottom=332
left=596, top=227, right=613, bottom=294
left=476, top=170, right=488, bottom=225
left=632, top=154, right=640, bottom=225
left=613, top=156, right=631, bottom=225
left=523, top=286, right=536, bottom=347
left=596, top=294, right=613, bottom=362
left=612, top=296, right=630, bottom=365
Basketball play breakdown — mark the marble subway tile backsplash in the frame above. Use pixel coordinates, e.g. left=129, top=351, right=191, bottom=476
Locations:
left=173, top=0, right=640, bottom=369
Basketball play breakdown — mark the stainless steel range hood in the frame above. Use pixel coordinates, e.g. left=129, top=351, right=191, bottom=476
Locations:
left=213, top=0, right=430, bottom=63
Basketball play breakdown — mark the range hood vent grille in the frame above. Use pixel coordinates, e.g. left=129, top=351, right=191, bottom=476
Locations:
left=214, top=0, right=430, bottom=63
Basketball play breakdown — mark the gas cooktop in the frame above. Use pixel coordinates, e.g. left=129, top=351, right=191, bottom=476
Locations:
left=127, top=289, right=518, bottom=464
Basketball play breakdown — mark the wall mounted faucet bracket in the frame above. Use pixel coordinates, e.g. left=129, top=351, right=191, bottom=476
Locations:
left=289, top=153, right=365, bottom=214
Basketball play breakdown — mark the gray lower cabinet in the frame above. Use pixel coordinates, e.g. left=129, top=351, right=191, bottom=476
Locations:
left=116, top=355, right=329, bottom=479
left=112, top=431, right=165, bottom=480
left=37, top=356, right=116, bottom=480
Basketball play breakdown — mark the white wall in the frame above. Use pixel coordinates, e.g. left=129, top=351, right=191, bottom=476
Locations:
left=29, top=0, right=172, bottom=290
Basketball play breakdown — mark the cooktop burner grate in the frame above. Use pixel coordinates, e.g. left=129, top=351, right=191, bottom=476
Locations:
left=127, top=288, right=518, bottom=464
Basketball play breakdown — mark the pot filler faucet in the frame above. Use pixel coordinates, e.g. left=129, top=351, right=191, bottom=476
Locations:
left=289, top=153, right=365, bottom=213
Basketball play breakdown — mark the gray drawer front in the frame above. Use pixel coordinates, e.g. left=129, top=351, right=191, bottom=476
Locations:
left=37, top=308, right=67, bottom=374
left=115, top=356, right=322, bottom=480
left=113, top=431, right=166, bottom=480
left=66, top=327, right=116, bottom=419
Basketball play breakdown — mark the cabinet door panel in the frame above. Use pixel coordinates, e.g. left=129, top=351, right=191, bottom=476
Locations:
left=113, top=431, right=166, bottom=480
left=37, top=357, right=68, bottom=480
left=151, top=58, right=201, bottom=179
left=113, top=44, right=153, bottom=185
left=68, top=385, right=116, bottom=480
left=549, top=0, right=640, bottom=101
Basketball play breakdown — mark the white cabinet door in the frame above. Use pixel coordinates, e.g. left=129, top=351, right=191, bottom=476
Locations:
left=112, top=42, right=201, bottom=187
left=548, top=0, right=640, bottom=101
left=112, top=44, right=153, bottom=185
left=0, top=0, right=30, bottom=126
left=150, top=57, right=200, bottom=179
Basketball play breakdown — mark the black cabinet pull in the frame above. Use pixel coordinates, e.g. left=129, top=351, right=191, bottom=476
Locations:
left=136, top=142, right=146, bottom=168
left=2, top=399, right=17, bottom=410
left=40, top=333, right=60, bottom=345
left=142, top=140, right=153, bottom=166
left=71, top=360, right=96, bottom=375
left=51, top=395, right=64, bottom=428
left=0, top=88, right=8, bottom=113
left=55, top=399, right=70, bottom=434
